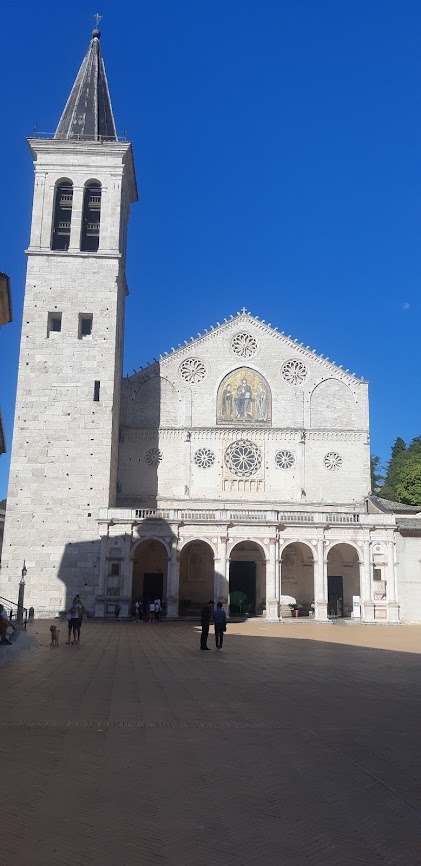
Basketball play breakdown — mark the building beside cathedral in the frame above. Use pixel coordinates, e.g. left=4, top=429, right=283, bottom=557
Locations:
left=2, top=30, right=421, bottom=623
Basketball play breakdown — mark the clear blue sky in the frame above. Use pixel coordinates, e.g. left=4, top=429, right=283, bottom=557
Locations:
left=1, top=0, right=420, bottom=498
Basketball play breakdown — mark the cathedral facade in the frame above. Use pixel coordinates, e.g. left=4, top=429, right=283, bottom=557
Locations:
left=2, top=31, right=420, bottom=623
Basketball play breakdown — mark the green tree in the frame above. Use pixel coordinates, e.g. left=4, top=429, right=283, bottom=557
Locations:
left=382, top=436, right=421, bottom=506
left=0, top=498, right=6, bottom=510
left=370, top=456, right=384, bottom=492
left=408, top=436, right=421, bottom=453
left=391, top=437, right=406, bottom=459
left=395, top=460, right=421, bottom=506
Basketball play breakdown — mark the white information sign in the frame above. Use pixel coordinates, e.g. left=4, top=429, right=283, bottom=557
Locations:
left=352, top=595, right=361, bottom=618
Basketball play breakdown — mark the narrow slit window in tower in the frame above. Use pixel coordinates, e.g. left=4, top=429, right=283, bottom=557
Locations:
left=47, top=312, right=62, bottom=337
left=81, top=182, right=101, bottom=252
left=51, top=181, right=73, bottom=251
left=79, top=314, right=93, bottom=338
left=93, top=381, right=100, bottom=402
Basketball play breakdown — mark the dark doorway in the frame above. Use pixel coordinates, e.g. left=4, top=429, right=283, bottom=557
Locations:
left=143, top=573, right=163, bottom=605
left=328, top=575, right=344, bottom=617
left=229, top=562, right=256, bottom=615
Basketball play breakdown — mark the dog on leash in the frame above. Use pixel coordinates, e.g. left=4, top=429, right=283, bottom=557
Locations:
left=50, top=625, right=60, bottom=646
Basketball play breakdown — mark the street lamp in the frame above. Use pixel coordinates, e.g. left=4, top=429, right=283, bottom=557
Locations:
left=17, top=560, right=27, bottom=625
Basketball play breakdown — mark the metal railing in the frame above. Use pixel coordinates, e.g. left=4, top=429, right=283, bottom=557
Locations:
left=0, top=595, right=28, bottom=628
left=31, top=131, right=130, bottom=143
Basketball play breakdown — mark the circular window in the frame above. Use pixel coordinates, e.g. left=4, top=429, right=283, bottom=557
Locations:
left=231, top=332, right=258, bottom=358
left=275, top=450, right=296, bottom=470
left=180, top=358, right=206, bottom=383
left=145, top=447, right=163, bottom=468
left=324, top=452, right=343, bottom=471
left=224, top=440, right=262, bottom=477
left=194, top=448, right=215, bottom=469
left=282, top=359, right=308, bottom=385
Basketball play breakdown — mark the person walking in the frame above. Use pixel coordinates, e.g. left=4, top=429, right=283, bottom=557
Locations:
left=213, top=602, right=226, bottom=650
left=154, top=598, right=161, bottom=622
left=67, top=597, right=81, bottom=644
left=0, top=604, right=15, bottom=645
left=74, top=594, right=85, bottom=643
left=200, top=600, right=214, bottom=651
left=115, top=602, right=121, bottom=618
left=149, top=601, right=155, bottom=623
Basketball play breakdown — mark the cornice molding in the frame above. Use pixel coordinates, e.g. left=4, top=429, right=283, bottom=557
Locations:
left=120, top=427, right=368, bottom=443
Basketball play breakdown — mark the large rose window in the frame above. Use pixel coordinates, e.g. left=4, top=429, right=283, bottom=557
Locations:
left=224, top=440, right=262, bottom=477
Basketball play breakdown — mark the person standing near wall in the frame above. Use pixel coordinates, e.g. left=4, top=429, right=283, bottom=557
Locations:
left=67, top=597, right=81, bottom=644
left=74, top=594, right=85, bottom=643
left=213, top=602, right=227, bottom=650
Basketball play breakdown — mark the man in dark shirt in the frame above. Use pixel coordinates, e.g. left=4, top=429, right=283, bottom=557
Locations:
left=200, top=601, right=214, bottom=651
left=213, top=602, right=227, bottom=650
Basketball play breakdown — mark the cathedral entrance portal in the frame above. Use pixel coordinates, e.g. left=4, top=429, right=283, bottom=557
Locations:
left=327, top=543, right=361, bottom=618
left=229, top=562, right=256, bottom=615
left=280, top=542, right=314, bottom=616
left=179, top=541, right=214, bottom=616
left=143, top=573, right=164, bottom=606
left=132, top=539, right=168, bottom=609
left=229, top=542, right=265, bottom=616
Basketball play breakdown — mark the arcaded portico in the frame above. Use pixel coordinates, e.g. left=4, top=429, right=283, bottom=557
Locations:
left=94, top=505, right=400, bottom=623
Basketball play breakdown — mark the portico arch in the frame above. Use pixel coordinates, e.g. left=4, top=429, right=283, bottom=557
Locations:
left=229, top=541, right=266, bottom=616
left=327, top=542, right=361, bottom=618
left=179, top=540, right=214, bottom=616
left=131, top=538, right=169, bottom=609
left=280, top=542, right=314, bottom=616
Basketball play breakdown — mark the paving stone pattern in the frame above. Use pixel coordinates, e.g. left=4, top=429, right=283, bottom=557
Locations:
left=2, top=620, right=421, bottom=865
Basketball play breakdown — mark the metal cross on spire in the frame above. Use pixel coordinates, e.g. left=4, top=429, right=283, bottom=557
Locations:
left=94, top=12, right=102, bottom=28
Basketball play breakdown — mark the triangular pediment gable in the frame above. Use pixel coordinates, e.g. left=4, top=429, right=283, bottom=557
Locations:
left=126, top=309, right=366, bottom=386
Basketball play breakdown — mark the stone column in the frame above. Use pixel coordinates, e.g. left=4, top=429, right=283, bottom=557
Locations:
left=216, top=536, right=228, bottom=613
left=31, top=171, right=47, bottom=248
left=120, top=534, right=133, bottom=617
left=95, top=534, right=109, bottom=617
left=387, top=538, right=400, bottom=623
left=266, top=538, right=279, bottom=621
left=277, top=539, right=283, bottom=621
left=278, top=538, right=285, bottom=619
left=69, top=186, right=84, bottom=251
left=361, top=539, right=374, bottom=622
left=101, top=174, right=122, bottom=253
left=166, top=539, right=180, bottom=618
left=314, top=538, right=328, bottom=621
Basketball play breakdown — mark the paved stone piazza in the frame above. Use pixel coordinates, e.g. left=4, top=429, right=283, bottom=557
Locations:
left=2, top=621, right=421, bottom=865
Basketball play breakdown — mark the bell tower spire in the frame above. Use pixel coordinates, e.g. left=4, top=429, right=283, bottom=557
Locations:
left=55, top=25, right=117, bottom=142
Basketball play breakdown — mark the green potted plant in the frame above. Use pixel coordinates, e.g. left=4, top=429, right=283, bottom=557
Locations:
left=289, top=603, right=303, bottom=618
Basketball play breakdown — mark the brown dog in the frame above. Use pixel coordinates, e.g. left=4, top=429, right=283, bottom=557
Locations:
left=50, top=625, right=60, bottom=646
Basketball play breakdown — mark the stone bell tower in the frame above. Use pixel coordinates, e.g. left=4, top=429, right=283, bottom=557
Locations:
left=1, top=28, right=137, bottom=615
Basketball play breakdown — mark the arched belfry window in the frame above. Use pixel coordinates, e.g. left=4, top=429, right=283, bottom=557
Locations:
left=51, top=180, right=73, bottom=251
left=81, top=181, right=101, bottom=252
